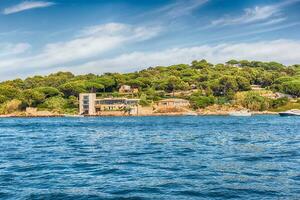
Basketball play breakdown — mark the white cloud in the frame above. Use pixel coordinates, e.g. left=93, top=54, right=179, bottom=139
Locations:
left=211, top=0, right=300, bottom=27
left=3, top=1, right=54, bottom=15
left=149, top=0, right=208, bottom=19
left=255, top=17, right=287, bottom=26
left=206, top=22, right=300, bottom=43
left=0, top=23, right=161, bottom=78
left=79, top=23, right=128, bottom=37
left=165, top=0, right=209, bottom=18
left=66, top=39, right=300, bottom=75
left=0, top=43, right=30, bottom=57
left=79, top=23, right=161, bottom=41
left=1, top=39, right=300, bottom=80
left=211, top=5, right=281, bottom=26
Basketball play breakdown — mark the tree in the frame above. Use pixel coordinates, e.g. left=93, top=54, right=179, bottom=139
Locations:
left=239, top=60, right=250, bottom=67
left=45, top=72, right=75, bottom=87
left=35, top=87, right=63, bottom=98
left=282, top=81, right=300, bottom=97
left=189, top=92, right=215, bottom=109
left=93, top=76, right=116, bottom=92
left=257, top=72, right=276, bottom=87
left=191, top=59, right=213, bottom=69
left=226, top=60, right=239, bottom=66
left=236, top=76, right=251, bottom=91
left=210, top=76, right=238, bottom=98
left=38, top=96, right=67, bottom=113
left=59, top=81, right=87, bottom=97
left=0, top=95, right=8, bottom=104
left=84, top=81, right=104, bottom=93
left=145, top=87, right=162, bottom=101
left=22, top=89, right=45, bottom=107
left=125, top=79, right=144, bottom=89
left=0, top=85, right=20, bottom=100
left=163, top=76, right=189, bottom=95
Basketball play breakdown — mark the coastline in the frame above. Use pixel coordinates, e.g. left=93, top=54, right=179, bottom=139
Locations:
left=0, top=111, right=279, bottom=118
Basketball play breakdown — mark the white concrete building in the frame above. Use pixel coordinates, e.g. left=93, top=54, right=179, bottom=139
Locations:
left=79, top=93, right=96, bottom=115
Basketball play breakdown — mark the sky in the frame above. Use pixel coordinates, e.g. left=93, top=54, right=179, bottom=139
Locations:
left=0, top=0, right=300, bottom=80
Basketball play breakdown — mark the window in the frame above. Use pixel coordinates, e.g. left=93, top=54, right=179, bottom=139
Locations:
left=83, top=105, right=89, bottom=109
left=83, top=100, right=89, bottom=105
left=83, top=96, right=89, bottom=100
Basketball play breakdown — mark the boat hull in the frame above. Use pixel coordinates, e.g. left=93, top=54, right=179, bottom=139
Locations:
left=279, top=113, right=300, bottom=116
left=229, top=112, right=252, bottom=117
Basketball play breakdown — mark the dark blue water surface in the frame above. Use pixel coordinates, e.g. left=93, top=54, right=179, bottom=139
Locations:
left=0, top=116, right=299, bottom=200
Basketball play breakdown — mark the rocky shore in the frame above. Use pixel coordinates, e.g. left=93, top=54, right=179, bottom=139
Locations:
left=0, top=104, right=280, bottom=118
left=0, top=110, right=279, bottom=118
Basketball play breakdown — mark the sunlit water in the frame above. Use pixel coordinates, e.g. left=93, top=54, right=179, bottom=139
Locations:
left=0, top=116, right=299, bottom=200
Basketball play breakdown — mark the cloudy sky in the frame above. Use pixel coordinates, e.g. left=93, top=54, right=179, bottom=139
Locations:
left=0, top=0, right=300, bottom=80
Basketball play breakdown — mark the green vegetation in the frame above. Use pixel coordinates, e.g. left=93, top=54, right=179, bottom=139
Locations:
left=235, top=91, right=270, bottom=111
left=269, top=101, right=300, bottom=112
left=0, top=59, right=299, bottom=114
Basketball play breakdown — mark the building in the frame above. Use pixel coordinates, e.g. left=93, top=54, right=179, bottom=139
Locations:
left=157, top=98, right=190, bottom=107
left=79, top=93, right=139, bottom=115
left=119, top=85, right=139, bottom=93
left=79, top=93, right=97, bottom=115
left=95, top=98, right=139, bottom=113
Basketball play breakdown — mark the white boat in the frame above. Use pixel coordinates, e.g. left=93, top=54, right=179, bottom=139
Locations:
left=64, top=114, right=84, bottom=118
left=229, top=110, right=252, bottom=117
left=279, top=109, right=300, bottom=116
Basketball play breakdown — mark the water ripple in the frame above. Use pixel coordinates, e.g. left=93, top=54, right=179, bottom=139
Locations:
left=0, top=116, right=299, bottom=199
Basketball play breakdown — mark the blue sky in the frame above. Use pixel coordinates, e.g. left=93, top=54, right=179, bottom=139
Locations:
left=0, top=0, right=300, bottom=80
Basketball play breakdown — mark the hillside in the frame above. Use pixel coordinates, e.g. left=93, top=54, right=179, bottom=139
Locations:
left=0, top=59, right=300, bottom=115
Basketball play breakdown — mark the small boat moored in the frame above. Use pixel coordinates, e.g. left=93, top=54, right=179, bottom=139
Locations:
left=279, top=109, right=300, bottom=116
left=184, top=112, right=198, bottom=116
left=64, top=114, right=84, bottom=118
left=229, top=110, right=252, bottom=117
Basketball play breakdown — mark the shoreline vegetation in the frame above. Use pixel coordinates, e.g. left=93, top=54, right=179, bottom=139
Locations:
left=0, top=59, right=299, bottom=117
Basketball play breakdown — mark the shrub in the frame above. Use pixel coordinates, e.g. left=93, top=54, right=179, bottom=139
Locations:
left=38, top=96, right=67, bottom=113
left=190, top=93, right=215, bottom=109
left=236, top=92, right=270, bottom=111
left=139, top=93, right=150, bottom=106
left=0, top=99, right=22, bottom=114
left=270, top=97, right=289, bottom=109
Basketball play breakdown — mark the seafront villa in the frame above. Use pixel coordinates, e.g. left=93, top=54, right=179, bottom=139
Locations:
left=118, top=85, right=139, bottom=94
left=79, top=93, right=140, bottom=115
left=79, top=93, right=192, bottom=116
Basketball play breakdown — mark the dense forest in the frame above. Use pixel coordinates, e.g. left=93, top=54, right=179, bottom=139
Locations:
left=0, top=59, right=300, bottom=114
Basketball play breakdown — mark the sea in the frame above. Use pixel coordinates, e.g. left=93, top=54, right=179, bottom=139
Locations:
left=0, top=116, right=299, bottom=200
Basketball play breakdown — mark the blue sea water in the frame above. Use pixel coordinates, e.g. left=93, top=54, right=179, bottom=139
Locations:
left=0, top=116, right=299, bottom=200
